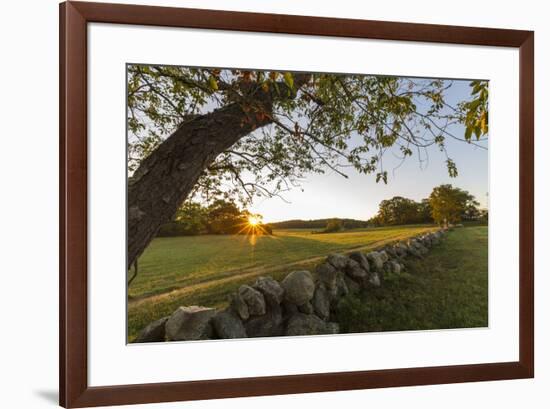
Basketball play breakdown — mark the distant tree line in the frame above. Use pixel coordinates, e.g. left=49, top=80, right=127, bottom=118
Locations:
left=157, top=184, right=486, bottom=237
left=270, top=218, right=368, bottom=230
left=157, top=199, right=271, bottom=237
left=368, top=184, right=487, bottom=227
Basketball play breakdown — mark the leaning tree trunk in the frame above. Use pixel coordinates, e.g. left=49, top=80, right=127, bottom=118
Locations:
left=127, top=102, right=270, bottom=269
left=127, top=75, right=309, bottom=270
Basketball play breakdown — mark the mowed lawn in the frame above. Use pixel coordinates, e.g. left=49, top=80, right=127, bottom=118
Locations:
left=336, top=226, right=488, bottom=332
left=127, top=224, right=438, bottom=341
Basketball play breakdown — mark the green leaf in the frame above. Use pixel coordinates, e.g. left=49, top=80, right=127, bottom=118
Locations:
left=283, top=72, right=294, bottom=90
left=468, top=99, right=481, bottom=110
left=208, top=76, right=218, bottom=91
left=474, top=125, right=481, bottom=140
left=480, top=111, right=488, bottom=134
left=446, top=159, right=458, bottom=178
left=465, top=127, right=473, bottom=141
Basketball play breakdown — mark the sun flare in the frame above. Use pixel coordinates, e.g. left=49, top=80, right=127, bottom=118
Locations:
left=248, top=216, right=261, bottom=226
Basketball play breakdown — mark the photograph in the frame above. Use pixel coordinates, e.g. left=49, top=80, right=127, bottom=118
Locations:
left=126, top=65, right=489, bottom=343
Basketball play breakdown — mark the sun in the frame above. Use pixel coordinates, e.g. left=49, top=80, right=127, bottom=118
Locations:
left=248, top=216, right=261, bottom=226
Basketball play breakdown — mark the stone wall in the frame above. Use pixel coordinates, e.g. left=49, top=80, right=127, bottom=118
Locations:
left=133, top=228, right=448, bottom=343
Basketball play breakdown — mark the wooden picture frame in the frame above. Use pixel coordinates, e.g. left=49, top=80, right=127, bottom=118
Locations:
left=59, top=1, right=534, bottom=407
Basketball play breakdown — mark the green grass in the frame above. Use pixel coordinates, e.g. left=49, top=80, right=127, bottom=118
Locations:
left=127, top=224, right=438, bottom=341
left=336, top=226, right=488, bottom=332
left=129, top=225, right=438, bottom=299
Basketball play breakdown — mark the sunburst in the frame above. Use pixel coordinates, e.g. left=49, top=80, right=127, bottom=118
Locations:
left=232, top=215, right=269, bottom=245
left=248, top=215, right=261, bottom=226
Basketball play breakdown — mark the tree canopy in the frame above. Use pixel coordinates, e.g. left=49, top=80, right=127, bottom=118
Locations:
left=428, top=184, right=479, bottom=227
left=374, top=196, right=428, bottom=225
left=128, top=66, right=488, bottom=206
left=369, top=186, right=484, bottom=227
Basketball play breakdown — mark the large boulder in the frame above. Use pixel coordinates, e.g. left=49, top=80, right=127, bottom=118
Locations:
left=406, top=240, right=423, bottom=258
left=394, top=243, right=408, bottom=258
left=408, top=246, right=422, bottom=258
left=281, top=270, right=315, bottom=305
left=384, top=246, right=397, bottom=258
left=286, top=313, right=332, bottom=336
left=253, top=276, right=284, bottom=305
left=315, top=262, right=339, bottom=291
left=245, top=305, right=283, bottom=338
left=165, top=306, right=216, bottom=341
left=230, top=292, right=250, bottom=321
left=349, top=251, right=370, bottom=272
left=366, top=251, right=384, bottom=271
left=335, top=272, right=349, bottom=299
left=382, top=262, right=394, bottom=276
left=238, top=285, right=266, bottom=316
left=388, top=260, right=402, bottom=275
left=409, top=239, right=428, bottom=254
left=326, top=253, right=349, bottom=270
left=344, top=275, right=361, bottom=294
left=212, top=310, right=247, bottom=339
left=345, top=258, right=368, bottom=281
left=367, top=271, right=381, bottom=287
left=298, top=301, right=314, bottom=314
left=312, top=285, right=331, bottom=320
left=134, top=317, right=168, bottom=343
left=282, top=300, right=299, bottom=316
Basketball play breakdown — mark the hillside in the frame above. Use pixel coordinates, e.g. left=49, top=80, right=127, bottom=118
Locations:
left=269, top=218, right=369, bottom=230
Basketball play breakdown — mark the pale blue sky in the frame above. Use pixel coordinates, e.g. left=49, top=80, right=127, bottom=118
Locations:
left=249, top=79, right=488, bottom=223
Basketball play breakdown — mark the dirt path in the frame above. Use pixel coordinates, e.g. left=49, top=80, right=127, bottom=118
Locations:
left=127, top=231, right=435, bottom=309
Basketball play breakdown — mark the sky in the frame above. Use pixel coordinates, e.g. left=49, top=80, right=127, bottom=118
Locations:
left=248, top=79, right=488, bottom=223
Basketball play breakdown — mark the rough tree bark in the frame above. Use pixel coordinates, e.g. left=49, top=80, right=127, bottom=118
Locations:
left=127, top=76, right=309, bottom=270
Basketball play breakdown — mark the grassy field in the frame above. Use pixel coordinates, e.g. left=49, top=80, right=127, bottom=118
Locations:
left=127, top=224, right=438, bottom=341
left=336, top=226, right=488, bottom=332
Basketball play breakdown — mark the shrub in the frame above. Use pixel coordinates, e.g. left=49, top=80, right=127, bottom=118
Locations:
left=323, top=218, right=344, bottom=233
left=157, top=222, right=200, bottom=237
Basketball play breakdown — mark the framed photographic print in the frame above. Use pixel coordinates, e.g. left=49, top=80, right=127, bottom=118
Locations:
left=59, top=1, right=534, bottom=407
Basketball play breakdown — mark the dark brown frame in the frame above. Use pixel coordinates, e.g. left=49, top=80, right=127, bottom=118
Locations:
left=59, top=1, right=534, bottom=407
